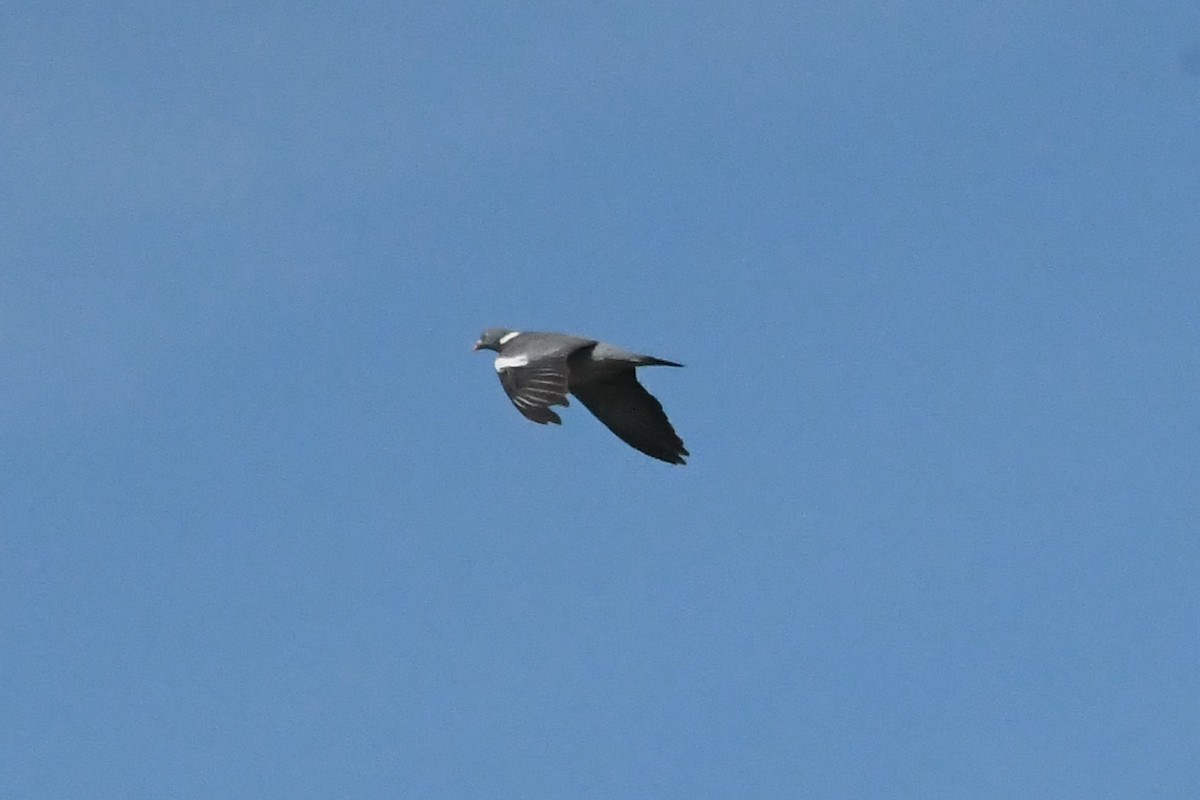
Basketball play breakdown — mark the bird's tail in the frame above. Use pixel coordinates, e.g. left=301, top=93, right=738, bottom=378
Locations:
left=637, top=355, right=684, bottom=368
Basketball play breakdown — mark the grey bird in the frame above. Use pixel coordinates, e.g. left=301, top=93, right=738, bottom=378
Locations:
left=473, top=328, right=689, bottom=464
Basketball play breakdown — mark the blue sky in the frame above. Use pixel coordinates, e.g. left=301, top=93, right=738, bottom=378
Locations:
left=3, top=3, right=1199, bottom=797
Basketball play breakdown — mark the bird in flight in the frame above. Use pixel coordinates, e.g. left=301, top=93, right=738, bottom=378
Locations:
left=473, top=328, right=689, bottom=464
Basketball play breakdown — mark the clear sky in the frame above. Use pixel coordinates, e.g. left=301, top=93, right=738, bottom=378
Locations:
left=3, top=3, right=1198, bottom=798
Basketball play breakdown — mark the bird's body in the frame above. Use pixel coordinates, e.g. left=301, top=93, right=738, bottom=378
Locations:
left=473, top=328, right=689, bottom=464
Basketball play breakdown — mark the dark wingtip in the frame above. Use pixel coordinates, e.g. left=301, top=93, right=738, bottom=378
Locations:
left=649, top=444, right=689, bottom=465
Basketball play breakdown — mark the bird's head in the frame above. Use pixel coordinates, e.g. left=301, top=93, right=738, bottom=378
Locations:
left=472, top=328, right=512, bottom=352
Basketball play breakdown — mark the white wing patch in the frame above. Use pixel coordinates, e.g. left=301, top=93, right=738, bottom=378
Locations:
left=494, top=354, right=529, bottom=372
left=498, top=330, right=522, bottom=345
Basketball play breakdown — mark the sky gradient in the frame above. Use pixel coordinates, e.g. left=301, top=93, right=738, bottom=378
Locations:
left=3, top=3, right=1199, bottom=798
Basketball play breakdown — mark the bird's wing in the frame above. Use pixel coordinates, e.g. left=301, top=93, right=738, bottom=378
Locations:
left=570, top=369, right=688, bottom=464
left=496, top=358, right=571, bottom=425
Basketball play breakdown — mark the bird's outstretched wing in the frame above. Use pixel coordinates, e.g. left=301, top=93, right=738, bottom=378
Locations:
left=570, top=369, right=688, bottom=464
left=497, top=359, right=571, bottom=424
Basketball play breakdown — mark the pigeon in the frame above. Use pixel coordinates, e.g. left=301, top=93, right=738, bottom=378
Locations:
left=473, top=328, right=689, bottom=464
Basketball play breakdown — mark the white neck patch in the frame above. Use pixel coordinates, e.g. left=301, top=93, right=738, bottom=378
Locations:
left=498, top=330, right=522, bottom=345
left=494, top=354, right=529, bottom=372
